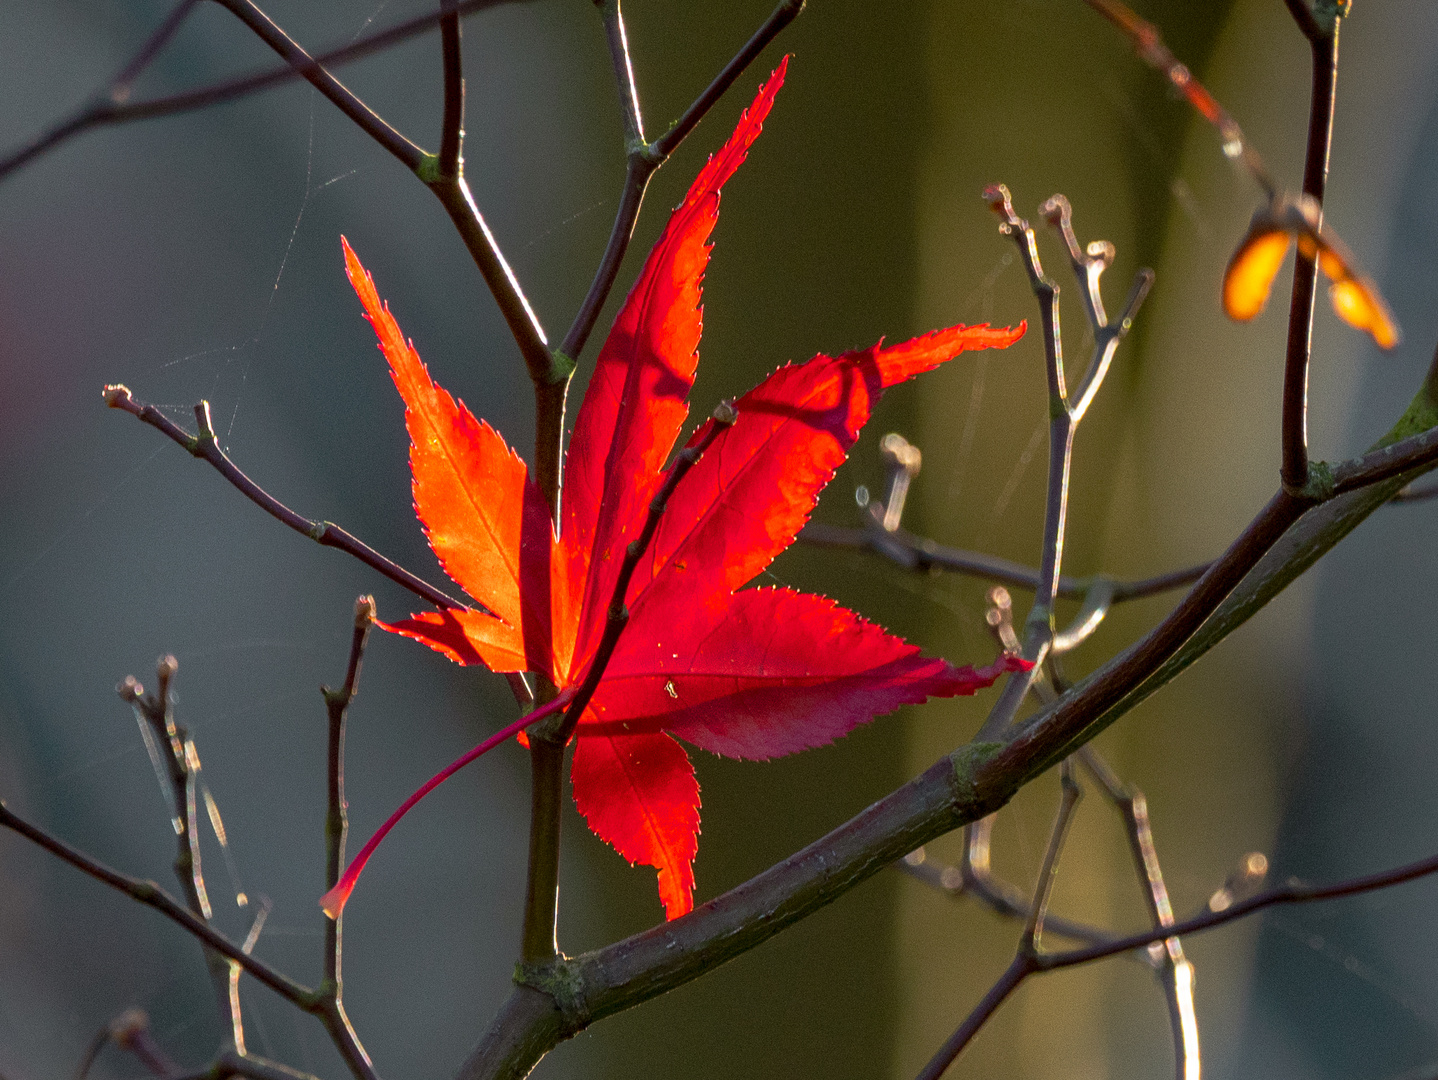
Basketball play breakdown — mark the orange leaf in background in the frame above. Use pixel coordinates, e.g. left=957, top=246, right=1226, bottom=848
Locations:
left=327, top=58, right=1027, bottom=922
left=1222, top=197, right=1401, bottom=350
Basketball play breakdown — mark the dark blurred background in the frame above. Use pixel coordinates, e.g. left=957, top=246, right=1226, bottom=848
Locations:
left=1, top=2, right=1436, bottom=1078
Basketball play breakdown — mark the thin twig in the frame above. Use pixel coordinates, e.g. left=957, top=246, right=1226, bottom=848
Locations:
left=1279, top=6, right=1341, bottom=492
left=0, top=802, right=316, bottom=1008
left=798, top=520, right=1209, bottom=602
left=209, top=0, right=424, bottom=170
left=897, top=842, right=1114, bottom=946
left=204, top=0, right=556, bottom=451
left=318, top=599, right=379, bottom=1080
left=119, top=658, right=236, bottom=1038
left=76, top=1009, right=179, bottom=1080
left=104, top=387, right=468, bottom=612
left=0, top=0, right=526, bottom=183
left=651, top=0, right=805, bottom=161
left=1075, top=748, right=1198, bottom=1080
left=1391, top=479, right=1438, bottom=504
left=976, top=186, right=1150, bottom=738
left=557, top=0, right=804, bottom=363
left=1045, top=844, right=1438, bottom=970
left=914, top=763, right=1082, bottom=1080
left=518, top=403, right=737, bottom=963
left=1083, top=0, right=1277, bottom=197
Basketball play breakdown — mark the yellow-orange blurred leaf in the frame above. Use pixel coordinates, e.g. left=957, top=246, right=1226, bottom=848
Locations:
left=1223, top=228, right=1292, bottom=322
left=1330, top=278, right=1401, bottom=350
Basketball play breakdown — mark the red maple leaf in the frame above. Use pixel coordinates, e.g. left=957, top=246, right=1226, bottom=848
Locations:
left=324, top=58, right=1026, bottom=922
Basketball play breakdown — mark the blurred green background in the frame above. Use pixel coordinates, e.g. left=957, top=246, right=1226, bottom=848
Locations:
left=2, top=2, right=1437, bottom=1078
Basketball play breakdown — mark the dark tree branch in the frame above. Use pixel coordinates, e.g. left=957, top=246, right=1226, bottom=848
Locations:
left=104, top=386, right=468, bottom=612
left=799, top=519, right=1209, bottom=602
left=558, top=0, right=803, bottom=364
left=0, top=0, right=528, bottom=183
left=319, top=599, right=379, bottom=1080
left=438, top=0, right=465, bottom=180
left=1282, top=0, right=1324, bottom=43
left=650, top=0, right=804, bottom=162
left=1280, top=8, right=1341, bottom=492
left=0, top=802, right=315, bottom=1008
left=209, top=0, right=425, bottom=171
left=597, top=1, right=645, bottom=147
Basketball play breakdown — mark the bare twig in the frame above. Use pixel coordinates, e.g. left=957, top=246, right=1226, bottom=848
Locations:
left=976, top=186, right=1151, bottom=738
left=318, top=599, right=379, bottom=1080
left=103, top=387, right=467, bottom=612
left=518, top=403, right=737, bottom=963
left=1075, top=748, right=1198, bottom=1080
left=76, top=1009, right=179, bottom=1080
left=913, top=763, right=1083, bottom=1080
left=0, top=0, right=526, bottom=183
left=650, top=0, right=805, bottom=162
left=1044, top=844, right=1438, bottom=970
left=209, top=0, right=423, bottom=170
left=1390, top=479, right=1438, bottom=504
left=1083, top=0, right=1277, bottom=197
left=799, top=519, right=1208, bottom=602
left=0, top=801, right=315, bottom=1008
left=557, top=0, right=803, bottom=364
left=898, top=840, right=1113, bottom=946
left=119, top=658, right=235, bottom=1039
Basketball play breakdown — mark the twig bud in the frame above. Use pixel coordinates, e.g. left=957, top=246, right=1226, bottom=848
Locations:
left=102, top=384, right=132, bottom=408
left=117, top=675, right=143, bottom=702
left=712, top=399, right=739, bottom=426
left=108, top=1007, right=150, bottom=1044
left=354, top=594, right=376, bottom=627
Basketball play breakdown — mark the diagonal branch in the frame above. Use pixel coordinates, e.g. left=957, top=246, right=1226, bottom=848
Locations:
left=104, top=386, right=468, bottom=612
left=558, top=0, right=804, bottom=364
left=0, top=0, right=529, bottom=183
left=0, top=801, right=316, bottom=1008
left=1075, top=748, right=1199, bottom=1080
left=209, top=0, right=424, bottom=170
left=799, top=518, right=1208, bottom=602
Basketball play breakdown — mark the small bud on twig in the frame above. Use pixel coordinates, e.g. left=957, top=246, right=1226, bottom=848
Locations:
left=354, top=594, right=376, bottom=628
